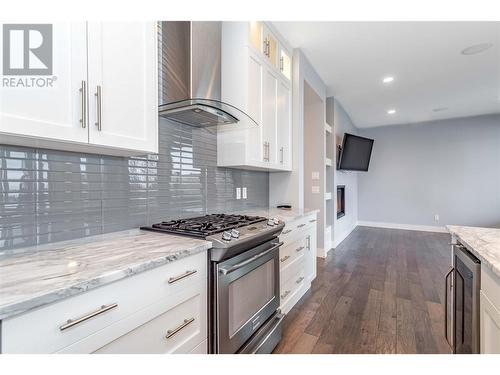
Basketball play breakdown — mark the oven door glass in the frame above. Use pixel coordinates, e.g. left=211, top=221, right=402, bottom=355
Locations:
left=228, top=259, right=275, bottom=336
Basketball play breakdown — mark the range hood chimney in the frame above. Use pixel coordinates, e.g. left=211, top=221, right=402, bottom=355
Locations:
left=158, top=21, right=258, bottom=128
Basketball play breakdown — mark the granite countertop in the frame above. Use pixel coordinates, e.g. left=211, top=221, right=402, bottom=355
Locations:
left=238, top=207, right=319, bottom=224
left=447, top=225, right=500, bottom=278
left=0, top=229, right=211, bottom=320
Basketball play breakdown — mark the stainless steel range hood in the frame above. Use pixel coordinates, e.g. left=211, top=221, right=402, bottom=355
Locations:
left=158, top=21, right=258, bottom=128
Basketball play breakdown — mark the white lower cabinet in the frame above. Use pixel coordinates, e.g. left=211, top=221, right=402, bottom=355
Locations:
left=1, top=252, right=207, bottom=354
left=480, top=291, right=500, bottom=353
left=278, top=213, right=317, bottom=314
left=480, top=266, right=500, bottom=353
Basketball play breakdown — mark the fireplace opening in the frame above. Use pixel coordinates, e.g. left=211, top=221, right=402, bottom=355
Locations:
left=337, top=185, right=345, bottom=219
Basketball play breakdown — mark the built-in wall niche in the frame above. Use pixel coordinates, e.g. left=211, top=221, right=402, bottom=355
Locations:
left=337, top=185, right=345, bottom=219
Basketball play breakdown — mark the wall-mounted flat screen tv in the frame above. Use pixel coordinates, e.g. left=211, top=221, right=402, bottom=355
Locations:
left=337, top=133, right=374, bottom=171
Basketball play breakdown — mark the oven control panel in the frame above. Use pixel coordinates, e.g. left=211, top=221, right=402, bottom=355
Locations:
left=210, top=218, right=284, bottom=244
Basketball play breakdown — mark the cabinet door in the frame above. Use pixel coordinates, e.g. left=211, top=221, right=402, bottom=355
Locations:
left=87, top=22, right=158, bottom=154
left=0, top=22, right=88, bottom=143
left=277, top=80, right=291, bottom=170
left=480, top=290, right=500, bottom=353
left=305, top=225, right=317, bottom=283
left=278, top=45, right=292, bottom=81
left=249, top=21, right=263, bottom=54
left=262, top=25, right=278, bottom=69
left=262, top=68, right=278, bottom=165
left=247, top=52, right=264, bottom=163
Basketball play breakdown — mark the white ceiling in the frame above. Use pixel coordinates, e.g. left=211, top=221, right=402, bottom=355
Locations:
left=273, top=22, right=500, bottom=128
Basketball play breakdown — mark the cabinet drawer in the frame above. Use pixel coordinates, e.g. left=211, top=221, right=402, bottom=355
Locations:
left=280, top=267, right=305, bottom=306
left=481, top=266, right=500, bottom=311
left=94, top=292, right=205, bottom=354
left=279, top=236, right=306, bottom=269
left=189, top=339, right=207, bottom=354
left=279, top=215, right=317, bottom=244
left=1, top=252, right=206, bottom=353
left=281, top=253, right=305, bottom=285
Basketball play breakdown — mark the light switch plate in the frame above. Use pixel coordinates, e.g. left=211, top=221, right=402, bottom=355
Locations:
left=242, top=187, right=247, bottom=199
left=236, top=187, right=241, bottom=200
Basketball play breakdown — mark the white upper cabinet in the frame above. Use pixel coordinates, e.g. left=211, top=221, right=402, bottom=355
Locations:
left=0, top=22, right=158, bottom=156
left=0, top=23, right=89, bottom=144
left=218, top=21, right=292, bottom=172
left=87, top=22, right=157, bottom=154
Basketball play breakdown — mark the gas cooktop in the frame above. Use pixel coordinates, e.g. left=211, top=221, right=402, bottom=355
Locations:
left=141, top=214, right=267, bottom=238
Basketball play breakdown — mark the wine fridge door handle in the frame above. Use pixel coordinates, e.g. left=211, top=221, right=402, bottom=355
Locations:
left=444, top=266, right=454, bottom=348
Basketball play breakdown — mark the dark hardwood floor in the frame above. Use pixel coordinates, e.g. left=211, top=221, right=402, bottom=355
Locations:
left=273, top=226, right=452, bottom=354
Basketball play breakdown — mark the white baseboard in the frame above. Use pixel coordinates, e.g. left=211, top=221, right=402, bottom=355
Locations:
left=333, top=224, right=357, bottom=248
left=357, top=220, right=447, bottom=233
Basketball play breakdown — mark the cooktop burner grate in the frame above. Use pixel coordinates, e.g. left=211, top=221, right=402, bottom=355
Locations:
left=144, top=214, right=267, bottom=238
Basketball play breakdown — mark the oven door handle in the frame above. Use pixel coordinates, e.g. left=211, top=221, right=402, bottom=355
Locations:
left=219, top=242, right=284, bottom=275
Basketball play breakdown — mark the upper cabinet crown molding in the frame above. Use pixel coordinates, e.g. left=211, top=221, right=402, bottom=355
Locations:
left=218, top=21, right=292, bottom=172
left=0, top=22, right=158, bottom=156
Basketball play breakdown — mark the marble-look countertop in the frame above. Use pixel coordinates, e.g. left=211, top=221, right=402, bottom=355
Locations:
left=0, top=230, right=211, bottom=320
left=237, top=207, right=319, bottom=224
left=447, top=225, right=500, bottom=278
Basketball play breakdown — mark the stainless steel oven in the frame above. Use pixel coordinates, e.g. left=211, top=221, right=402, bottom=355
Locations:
left=444, top=242, right=481, bottom=354
left=210, top=238, right=284, bottom=354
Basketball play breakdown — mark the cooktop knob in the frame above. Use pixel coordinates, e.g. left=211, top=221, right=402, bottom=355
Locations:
left=230, top=229, right=240, bottom=238
left=272, top=217, right=280, bottom=225
left=222, top=231, right=232, bottom=241
left=267, top=219, right=275, bottom=226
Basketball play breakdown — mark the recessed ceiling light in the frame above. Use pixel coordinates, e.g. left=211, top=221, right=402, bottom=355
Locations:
left=387, top=109, right=396, bottom=115
left=461, top=43, right=493, bottom=55
left=432, top=107, right=448, bottom=112
left=382, top=76, right=394, bottom=84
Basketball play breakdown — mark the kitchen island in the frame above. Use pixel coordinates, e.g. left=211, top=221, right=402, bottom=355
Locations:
left=447, top=225, right=500, bottom=353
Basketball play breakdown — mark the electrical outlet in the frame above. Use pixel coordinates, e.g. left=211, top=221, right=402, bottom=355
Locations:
left=312, top=172, right=320, bottom=180
left=236, top=188, right=241, bottom=200
left=312, top=186, right=320, bottom=194
left=242, top=187, right=247, bottom=199
left=434, top=214, right=440, bottom=222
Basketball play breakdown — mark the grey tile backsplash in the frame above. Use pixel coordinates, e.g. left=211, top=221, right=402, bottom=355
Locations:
left=0, top=119, right=269, bottom=251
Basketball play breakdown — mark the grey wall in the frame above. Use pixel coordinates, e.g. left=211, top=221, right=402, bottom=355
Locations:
left=333, top=99, right=359, bottom=245
left=0, top=119, right=269, bottom=251
left=358, top=114, right=500, bottom=228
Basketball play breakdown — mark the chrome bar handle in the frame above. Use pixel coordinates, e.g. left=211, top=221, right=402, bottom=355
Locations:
left=280, top=56, right=284, bottom=71
left=309, top=219, right=317, bottom=223
left=282, top=229, right=292, bottom=235
left=296, top=276, right=305, bottom=284
left=168, top=270, right=197, bottom=284
left=219, top=242, right=284, bottom=275
left=296, top=246, right=305, bottom=253
left=79, top=80, right=87, bottom=128
left=280, top=255, right=290, bottom=263
left=297, top=223, right=306, bottom=229
left=444, top=266, right=454, bottom=347
left=165, top=317, right=195, bottom=339
left=280, top=147, right=284, bottom=164
left=306, top=235, right=311, bottom=250
left=95, top=85, right=102, bottom=131
left=281, top=290, right=290, bottom=299
left=60, top=303, right=118, bottom=331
